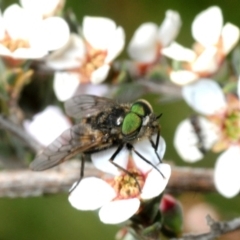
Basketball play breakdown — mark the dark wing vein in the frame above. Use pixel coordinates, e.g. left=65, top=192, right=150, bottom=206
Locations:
left=30, top=124, right=102, bottom=171
left=64, top=94, right=115, bottom=119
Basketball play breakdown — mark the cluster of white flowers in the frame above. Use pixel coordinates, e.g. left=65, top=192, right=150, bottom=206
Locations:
left=46, top=17, right=125, bottom=101
left=26, top=107, right=171, bottom=224
left=174, top=79, right=240, bottom=198
left=169, top=7, right=240, bottom=199
left=11, top=0, right=174, bottom=224
left=0, top=1, right=69, bottom=61
left=5, top=0, right=239, bottom=224
left=162, top=6, right=240, bottom=85
left=69, top=136, right=171, bottom=224
left=45, top=10, right=182, bottom=101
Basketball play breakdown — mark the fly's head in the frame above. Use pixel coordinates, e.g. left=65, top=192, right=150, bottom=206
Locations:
left=121, top=99, right=161, bottom=142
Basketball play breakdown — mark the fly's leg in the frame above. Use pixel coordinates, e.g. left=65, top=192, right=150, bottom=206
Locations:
left=127, top=143, right=165, bottom=179
left=149, top=127, right=162, bottom=163
left=69, top=154, right=85, bottom=194
left=109, top=144, right=142, bottom=191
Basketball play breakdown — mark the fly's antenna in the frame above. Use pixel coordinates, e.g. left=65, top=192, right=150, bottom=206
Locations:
left=156, top=113, right=163, bottom=120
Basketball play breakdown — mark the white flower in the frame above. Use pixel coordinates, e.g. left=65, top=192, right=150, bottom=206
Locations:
left=23, top=106, right=71, bottom=146
left=214, top=147, right=240, bottom=198
left=46, top=17, right=125, bottom=101
left=69, top=135, right=171, bottom=224
left=174, top=78, right=240, bottom=197
left=182, top=78, right=226, bottom=115
left=128, top=10, right=181, bottom=64
left=20, top=0, right=65, bottom=18
left=174, top=79, right=227, bottom=163
left=0, top=4, right=69, bottom=60
left=174, top=116, right=218, bottom=163
left=162, top=6, right=240, bottom=85
left=53, top=72, right=80, bottom=101
left=53, top=71, right=110, bottom=101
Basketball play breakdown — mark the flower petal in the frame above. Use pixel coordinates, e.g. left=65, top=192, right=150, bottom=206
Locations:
left=46, top=34, right=85, bottom=69
left=174, top=118, right=205, bottom=162
left=91, top=146, right=129, bottom=175
left=105, top=26, right=125, bottom=63
left=170, top=70, right=199, bottom=85
left=3, top=4, right=42, bottom=40
left=23, top=106, right=71, bottom=146
left=83, top=16, right=117, bottom=50
left=174, top=117, right=217, bottom=162
left=214, top=147, right=240, bottom=198
left=8, top=47, right=48, bottom=59
left=128, top=22, right=158, bottom=63
left=68, top=177, right=116, bottom=210
left=0, top=45, right=11, bottom=56
left=133, top=135, right=166, bottom=173
left=161, top=42, right=196, bottom=62
left=53, top=71, right=80, bottom=101
left=37, top=17, right=70, bottom=51
left=182, top=79, right=227, bottom=115
left=141, top=163, right=171, bottom=199
left=221, top=23, right=240, bottom=55
left=158, top=136, right=167, bottom=160
left=191, top=46, right=218, bottom=73
left=20, top=0, right=62, bottom=17
left=158, top=10, right=181, bottom=47
left=99, top=198, right=140, bottom=224
left=198, top=116, right=218, bottom=149
left=90, top=64, right=110, bottom=84
left=191, top=6, right=223, bottom=46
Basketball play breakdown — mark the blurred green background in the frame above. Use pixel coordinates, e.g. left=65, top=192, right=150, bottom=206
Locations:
left=1, top=0, right=240, bottom=239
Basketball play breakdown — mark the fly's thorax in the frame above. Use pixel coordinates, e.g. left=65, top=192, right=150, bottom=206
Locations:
left=121, top=99, right=158, bottom=141
left=94, top=105, right=129, bottom=130
left=85, top=99, right=160, bottom=144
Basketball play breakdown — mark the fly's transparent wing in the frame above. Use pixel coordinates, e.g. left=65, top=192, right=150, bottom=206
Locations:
left=30, top=124, right=103, bottom=171
left=64, top=95, right=115, bottom=119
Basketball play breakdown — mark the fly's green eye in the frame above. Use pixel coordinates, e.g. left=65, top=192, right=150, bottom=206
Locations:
left=131, top=100, right=152, bottom=117
left=122, top=112, right=141, bottom=136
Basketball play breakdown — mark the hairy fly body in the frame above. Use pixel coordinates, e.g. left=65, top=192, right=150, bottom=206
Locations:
left=30, top=95, right=163, bottom=186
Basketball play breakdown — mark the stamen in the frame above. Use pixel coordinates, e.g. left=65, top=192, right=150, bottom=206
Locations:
left=209, top=95, right=240, bottom=150
left=111, top=169, right=145, bottom=199
left=223, top=110, right=240, bottom=142
left=1, top=36, right=30, bottom=52
left=77, top=44, right=107, bottom=82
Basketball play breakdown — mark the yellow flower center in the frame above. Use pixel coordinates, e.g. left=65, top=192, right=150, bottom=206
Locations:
left=224, top=110, right=240, bottom=142
left=1, top=35, right=30, bottom=52
left=77, top=43, right=107, bottom=83
left=111, top=168, right=145, bottom=200
left=209, top=95, right=240, bottom=152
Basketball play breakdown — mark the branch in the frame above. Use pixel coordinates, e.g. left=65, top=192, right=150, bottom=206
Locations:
left=168, top=166, right=214, bottom=193
left=3, top=160, right=240, bottom=239
left=0, top=161, right=215, bottom=198
left=0, top=115, right=41, bottom=152
left=1, top=163, right=240, bottom=240
left=173, top=215, right=240, bottom=240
